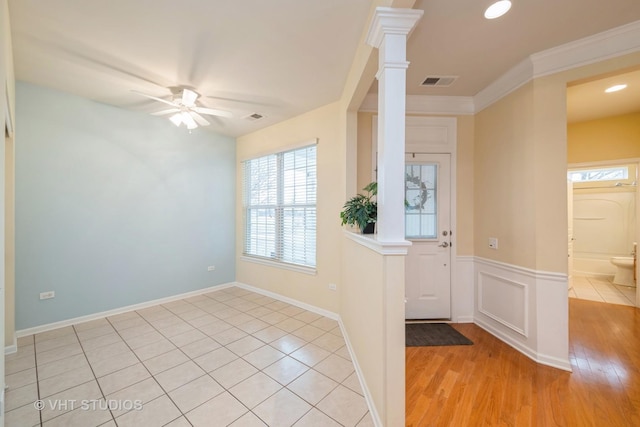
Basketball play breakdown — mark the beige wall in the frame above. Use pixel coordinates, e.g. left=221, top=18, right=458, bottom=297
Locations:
left=475, top=52, right=640, bottom=274
left=356, top=113, right=374, bottom=192
left=236, top=102, right=345, bottom=313
left=455, top=115, right=475, bottom=256
left=568, top=112, right=640, bottom=163
left=341, top=237, right=406, bottom=426
left=474, top=83, right=538, bottom=268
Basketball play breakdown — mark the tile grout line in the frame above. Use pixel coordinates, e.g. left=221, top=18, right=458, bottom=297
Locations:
left=16, top=287, right=368, bottom=427
left=32, top=335, right=43, bottom=427
left=71, top=323, right=117, bottom=427
left=105, top=303, right=197, bottom=425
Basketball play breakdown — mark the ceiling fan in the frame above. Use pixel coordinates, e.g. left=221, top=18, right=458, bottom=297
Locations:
left=132, top=88, right=233, bottom=130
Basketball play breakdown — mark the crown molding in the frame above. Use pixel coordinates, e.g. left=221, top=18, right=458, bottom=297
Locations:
left=360, top=93, right=474, bottom=115
left=475, top=20, right=640, bottom=113
left=474, top=57, right=534, bottom=113
left=360, top=20, right=640, bottom=116
left=531, top=19, right=640, bottom=78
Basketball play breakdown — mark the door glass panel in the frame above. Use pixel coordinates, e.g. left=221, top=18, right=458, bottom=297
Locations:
left=405, top=163, right=437, bottom=239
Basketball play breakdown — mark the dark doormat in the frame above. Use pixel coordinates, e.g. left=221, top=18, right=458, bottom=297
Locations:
left=405, top=323, right=473, bottom=347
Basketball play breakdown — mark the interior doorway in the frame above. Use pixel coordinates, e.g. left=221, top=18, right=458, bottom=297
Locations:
left=566, top=68, right=640, bottom=307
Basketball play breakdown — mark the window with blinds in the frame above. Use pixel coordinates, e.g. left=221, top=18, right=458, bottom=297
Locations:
left=243, top=144, right=317, bottom=268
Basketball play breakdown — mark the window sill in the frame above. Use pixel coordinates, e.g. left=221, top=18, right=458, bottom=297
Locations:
left=240, top=255, right=317, bottom=276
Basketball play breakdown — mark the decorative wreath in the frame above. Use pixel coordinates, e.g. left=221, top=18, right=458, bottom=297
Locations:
left=405, top=174, right=430, bottom=210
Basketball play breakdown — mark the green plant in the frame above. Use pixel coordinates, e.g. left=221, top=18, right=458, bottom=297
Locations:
left=340, top=182, right=377, bottom=233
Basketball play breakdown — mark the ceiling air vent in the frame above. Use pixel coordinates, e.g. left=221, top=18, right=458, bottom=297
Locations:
left=421, top=76, right=458, bottom=87
left=244, top=113, right=264, bottom=121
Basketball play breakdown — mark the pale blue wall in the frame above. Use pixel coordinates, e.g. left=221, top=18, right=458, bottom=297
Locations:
left=15, top=82, right=236, bottom=329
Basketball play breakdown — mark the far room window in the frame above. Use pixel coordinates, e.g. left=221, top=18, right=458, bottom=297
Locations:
left=242, top=143, right=317, bottom=269
left=568, top=166, right=629, bottom=183
left=568, top=164, right=637, bottom=189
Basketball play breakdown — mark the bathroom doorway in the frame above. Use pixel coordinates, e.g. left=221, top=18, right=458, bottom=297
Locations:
left=567, top=161, right=638, bottom=306
left=566, top=68, right=640, bottom=307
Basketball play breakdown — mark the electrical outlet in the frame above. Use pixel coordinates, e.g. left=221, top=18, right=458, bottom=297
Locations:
left=207, top=266, right=216, bottom=271
left=328, top=283, right=337, bottom=291
left=40, top=291, right=55, bottom=300
left=488, top=238, right=498, bottom=249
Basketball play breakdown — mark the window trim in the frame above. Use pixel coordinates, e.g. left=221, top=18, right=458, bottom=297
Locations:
left=242, top=141, right=318, bottom=271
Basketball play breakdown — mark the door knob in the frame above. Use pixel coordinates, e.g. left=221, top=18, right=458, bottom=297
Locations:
left=438, top=242, right=449, bottom=248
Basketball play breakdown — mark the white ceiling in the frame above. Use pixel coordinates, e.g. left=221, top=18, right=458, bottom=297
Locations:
left=8, top=0, right=640, bottom=137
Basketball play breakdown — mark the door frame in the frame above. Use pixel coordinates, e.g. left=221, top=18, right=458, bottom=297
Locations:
left=568, top=158, right=640, bottom=306
left=372, top=116, right=459, bottom=317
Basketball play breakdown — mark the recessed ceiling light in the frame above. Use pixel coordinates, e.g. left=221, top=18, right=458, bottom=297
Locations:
left=484, top=1, right=512, bottom=19
left=605, top=84, right=627, bottom=93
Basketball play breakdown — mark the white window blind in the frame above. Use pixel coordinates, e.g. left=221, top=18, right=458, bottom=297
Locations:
left=243, top=144, right=317, bottom=268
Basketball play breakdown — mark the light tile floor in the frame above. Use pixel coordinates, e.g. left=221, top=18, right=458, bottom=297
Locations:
left=569, top=274, right=637, bottom=306
left=4, top=286, right=374, bottom=427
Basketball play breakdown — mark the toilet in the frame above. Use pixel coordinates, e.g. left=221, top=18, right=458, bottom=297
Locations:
left=610, top=257, right=635, bottom=287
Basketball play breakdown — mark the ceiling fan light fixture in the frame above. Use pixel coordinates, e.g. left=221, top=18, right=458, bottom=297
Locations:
left=484, top=0, right=512, bottom=19
left=605, top=84, right=627, bottom=93
left=181, top=112, right=198, bottom=129
left=169, top=113, right=183, bottom=127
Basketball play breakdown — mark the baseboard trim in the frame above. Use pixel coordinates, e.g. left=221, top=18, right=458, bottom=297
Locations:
left=233, top=281, right=381, bottom=426
left=13, top=279, right=383, bottom=425
left=474, top=317, right=572, bottom=372
left=4, top=337, right=17, bottom=355
left=15, top=282, right=235, bottom=338
left=337, top=318, right=383, bottom=427
left=233, top=282, right=338, bottom=320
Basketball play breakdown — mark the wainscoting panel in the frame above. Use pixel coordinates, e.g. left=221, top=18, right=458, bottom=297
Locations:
left=473, top=257, right=571, bottom=371
left=478, top=271, right=528, bottom=337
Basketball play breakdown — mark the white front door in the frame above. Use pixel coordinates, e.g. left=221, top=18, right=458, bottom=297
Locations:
left=405, top=153, right=451, bottom=319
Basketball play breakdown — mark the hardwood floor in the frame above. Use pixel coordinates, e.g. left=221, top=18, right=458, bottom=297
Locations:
left=406, top=298, right=640, bottom=426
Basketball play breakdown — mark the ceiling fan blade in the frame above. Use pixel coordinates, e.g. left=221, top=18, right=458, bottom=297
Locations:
left=193, top=106, right=233, bottom=118
left=190, top=112, right=210, bottom=127
left=131, top=90, right=177, bottom=107
left=151, top=108, right=180, bottom=116
left=182, top=89, right=199, bottom=107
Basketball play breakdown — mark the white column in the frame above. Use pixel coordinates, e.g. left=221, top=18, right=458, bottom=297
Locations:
left=366, top=7, right=422, bottom=243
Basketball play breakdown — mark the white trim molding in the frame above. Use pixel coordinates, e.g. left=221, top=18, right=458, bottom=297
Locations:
left=473, top=20, right=640, bottom=113
left=473, top=257, right=571, bottom=372
left=360, top=20, right=640, bottom=116
left=531, top=19, right=640, bottom=78
left=452, top=255, right=476, bottom=323
left=478, top=271, right=529, bottom=337
left=338, top=317, right=383, bottom=427
left=15, top=282, right=236, bottom=337
left=344, top=230, right=411, bottom=255
left=365, top=7, right=424, bottom=48
left=360, top=94, right=474, bottom=116
left=233, top=282, right=338, bottom=321
left=220, top=282, right=384, bottom=427
left=13, top=278, right=382, bottom=425
left=4, top=339, right=17, bottom=356
left=474, top=58, right=534, bottom=113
